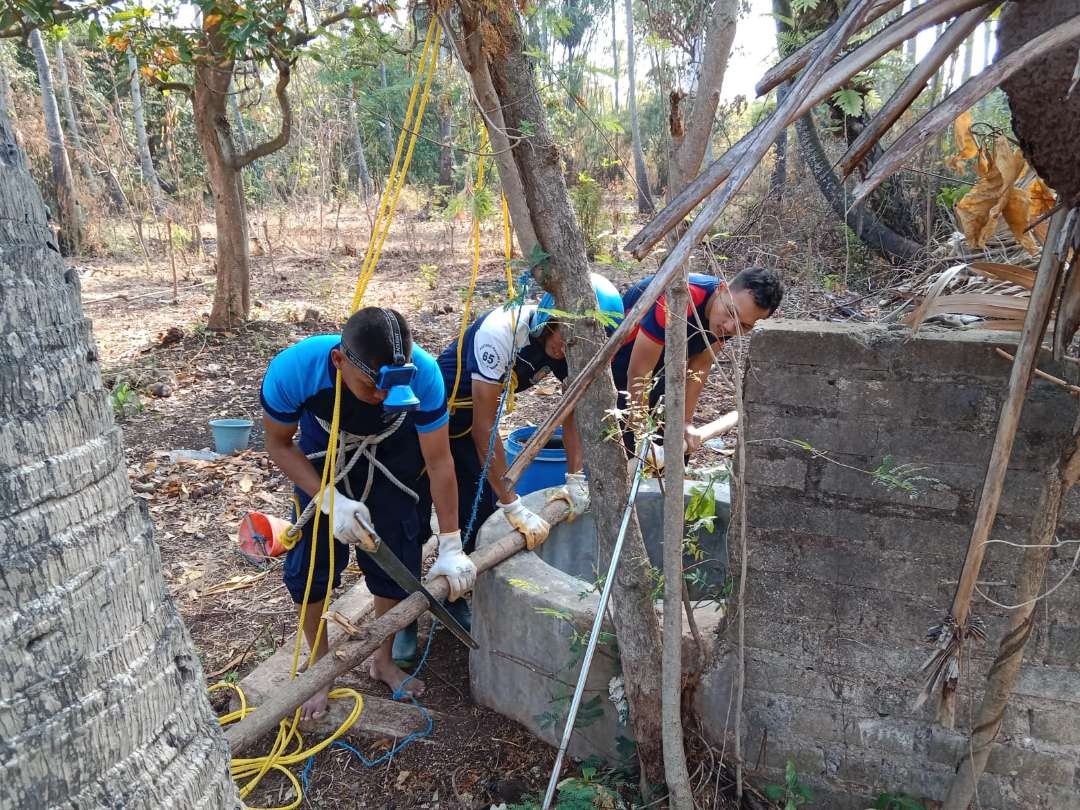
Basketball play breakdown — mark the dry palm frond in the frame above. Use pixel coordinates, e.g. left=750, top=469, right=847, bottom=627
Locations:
left=915, top=614, right=987, bottom=710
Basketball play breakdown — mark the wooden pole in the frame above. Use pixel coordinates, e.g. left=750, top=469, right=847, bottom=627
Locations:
left=661, top=275, right=693, bottom=806
left=503, top=0, right=874, bottom=490
left=938, top=207, right=1069, bottom=725
left=225, top=500, right=571, bottom=754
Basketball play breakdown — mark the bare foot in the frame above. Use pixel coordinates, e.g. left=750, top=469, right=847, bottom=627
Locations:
left=300, top=686, right=330, bottom=722
left=370, top=657, right=426, bottom=700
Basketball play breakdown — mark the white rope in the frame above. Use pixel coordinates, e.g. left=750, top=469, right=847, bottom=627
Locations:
left=292, top=412, right=418, bottom=535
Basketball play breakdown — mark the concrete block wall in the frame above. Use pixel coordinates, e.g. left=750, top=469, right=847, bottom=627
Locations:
left=729, top=320, right=1080, bottom=809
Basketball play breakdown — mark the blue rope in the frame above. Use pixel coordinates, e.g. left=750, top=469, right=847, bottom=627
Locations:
left=462, top=272, right=531, bottom=543
left=300, top=617, right=438, bottom=781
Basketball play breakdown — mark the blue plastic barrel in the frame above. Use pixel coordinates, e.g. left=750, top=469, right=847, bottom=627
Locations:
left=504, top=426, right=567, bottom=495
left=209, top=418, right=254, bottom=454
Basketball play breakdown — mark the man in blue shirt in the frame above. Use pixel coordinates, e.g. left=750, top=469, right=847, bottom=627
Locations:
left=261, top=307, right=471, bottom=718
left=611, top=267, right=783, bottom=457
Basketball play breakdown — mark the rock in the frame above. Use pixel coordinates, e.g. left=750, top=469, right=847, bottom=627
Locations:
left=148, top=382, right=173, bottom=398
left=167, top=449, right=222, bottom=464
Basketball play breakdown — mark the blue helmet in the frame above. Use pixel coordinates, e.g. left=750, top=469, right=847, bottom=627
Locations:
left=532, top=273, right=625, bottom=336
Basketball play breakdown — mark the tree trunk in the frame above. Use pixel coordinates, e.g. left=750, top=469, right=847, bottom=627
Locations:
left=379, top=62, right=395, bottom=165
left=126, top=49, right=164, bottom=214
left=64, top=44, right=127, bottom=211
left=348, top=85, right=372, bottom=199
left=461, top=3, right=667, bottom=788
left=905, top=0, right=919, bottom=62
left=438, top=96, right=453, bottom=189
left=451, top=19, right=539, bottom=257
left=0, top=70, right=236, bottom=810
left=770, top=0, right=792, bottom=199
left=661, top=277, right=693, bottom=807
left=625, top=0, right=654, bottom=213
left=961, top=29, right=975, bottom=81
left=611, top=0, right=620, bottom=112
left=54, top=40, right=99, bottom=196
left=193, top=61, right=250, bottom=330
left=29, top=29, right=81, bottom=255
left=943, top=412, right=1080, bottom=809
left=795, top=112, right=922, bottom=263
left=228, top=91, right=251, bottom=153
left=668, top=0, right=738, bottom=197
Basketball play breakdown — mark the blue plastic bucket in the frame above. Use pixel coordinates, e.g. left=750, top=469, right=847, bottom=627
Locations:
left=209, top=418, right=254, bottom=454
left=504, top=426, right=567, bottom=495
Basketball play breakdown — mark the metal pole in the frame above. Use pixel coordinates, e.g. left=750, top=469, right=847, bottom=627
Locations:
left=541, top=435, right=651, bottom=810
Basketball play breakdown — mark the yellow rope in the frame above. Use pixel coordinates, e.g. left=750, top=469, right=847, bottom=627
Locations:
left=448, top=128, right=489, bottom=414
left=211, top=19, right=444, bottom=807
left=350, top=16, right=441, bottom=312
left=501, top=193, right=514, bottom=296
left=210, top=682, right=364, bottom=810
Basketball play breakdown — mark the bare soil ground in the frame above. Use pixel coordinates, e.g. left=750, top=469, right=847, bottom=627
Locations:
left=80, top=190, right=866, bottom=808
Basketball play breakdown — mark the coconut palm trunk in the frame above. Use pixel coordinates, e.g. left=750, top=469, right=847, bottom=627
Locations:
left=0, top=76, right=236, bottom=809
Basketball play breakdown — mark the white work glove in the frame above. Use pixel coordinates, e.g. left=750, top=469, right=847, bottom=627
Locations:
left=499, top=496, right=551, bottom=550
left=425, top=530, right=476, bottom=602
left=320, top=488, right=377, bottom=548
left=548, top=472, right=589, bottom=522
left=684, top=425, right=705, bottom=455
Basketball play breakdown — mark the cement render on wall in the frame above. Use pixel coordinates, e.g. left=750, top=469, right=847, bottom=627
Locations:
left=708, top=320, right=1080, bottom=809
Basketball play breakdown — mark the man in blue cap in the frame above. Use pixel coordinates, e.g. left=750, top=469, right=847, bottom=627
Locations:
left=261, top=307, right=473, bottom=718
left=385, top=273, right=623, bottom=661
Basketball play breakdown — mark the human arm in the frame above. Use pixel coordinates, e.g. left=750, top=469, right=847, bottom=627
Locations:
left=626, top=331, right=664, bottom=408
left=562, top=408, right=584, bottom=474
left=418, top=423, right=459, bottom=534
left=470, top=378, right=517, bottom=505
left=683, top=348, right=715, bottom=453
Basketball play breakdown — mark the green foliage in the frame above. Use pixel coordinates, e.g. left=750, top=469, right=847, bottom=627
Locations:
left=831, top=87, right=864, bottom=118
left=937, top=185, right=969, bottom=210
left=790, top=0, right=822, bottom=13
left=764, top=760, right=813, bottom=809
left=873, top=794, right=926, bottom=810
left=418, top=263, right=438, bottom=290
left=788, top=440, right=940, bottom=500
left=110, top=381, right=142, bottom=419
left=569, top=172, right=607, bottom=260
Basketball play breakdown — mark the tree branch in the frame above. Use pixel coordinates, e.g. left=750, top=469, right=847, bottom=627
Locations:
left=288, top=2, right=378, bottom=49
left=156, top=81, right=193, bottom=96
left=230, top=59, right=291, bottom=169
left=0, top=0, right=125, bottom=39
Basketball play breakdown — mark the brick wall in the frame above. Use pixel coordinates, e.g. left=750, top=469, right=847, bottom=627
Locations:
left=726, top=320, right=1080, bottom=809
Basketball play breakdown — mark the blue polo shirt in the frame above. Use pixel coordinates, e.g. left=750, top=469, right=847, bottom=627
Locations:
left=261, top=335, right=448, bottom=455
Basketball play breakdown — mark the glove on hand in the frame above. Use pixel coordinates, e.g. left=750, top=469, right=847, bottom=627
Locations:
left=321, top=489, right=377, bottom=548
left=499, top=496, right=551, bottom=550
left=425, top=530, right=476, bottom=602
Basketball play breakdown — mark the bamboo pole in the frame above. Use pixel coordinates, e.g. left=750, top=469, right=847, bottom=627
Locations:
left=937, top=207, right=1069, bottom=725
left=225, top=500, right=571, bottom=754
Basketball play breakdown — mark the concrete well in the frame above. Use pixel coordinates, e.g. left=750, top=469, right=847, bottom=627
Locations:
left=469, top=479, right=730, bottom=763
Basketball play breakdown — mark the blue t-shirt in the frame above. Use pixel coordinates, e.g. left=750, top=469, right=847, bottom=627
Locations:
left=261, top=335, right=448, bottom=455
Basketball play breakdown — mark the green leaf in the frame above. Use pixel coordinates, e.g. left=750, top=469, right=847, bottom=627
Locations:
left=785, top=759, right=798, bottom=788
left=763, top=785, right=786, bottom=801
left=831, top=88, right=864, bottom=118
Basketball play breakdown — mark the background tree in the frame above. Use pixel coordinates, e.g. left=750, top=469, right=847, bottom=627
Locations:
left=29, top=27, right=81, bottom=253
left=0, top=61, right=236, bottom=809
left=625, top=0, right=653, bottom=212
